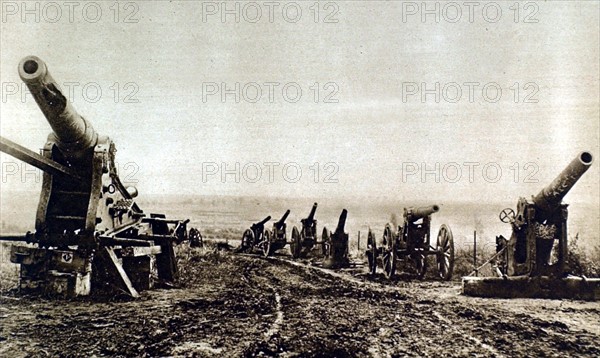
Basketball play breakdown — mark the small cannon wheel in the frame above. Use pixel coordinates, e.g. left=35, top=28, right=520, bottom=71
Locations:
left=241, top=229, right=255, bottom=253
left=499, top=208, right=516, bottom=223
left=436, top=224, right=454, bottom=281
left=290, top=226, right=302, bottom=259
left=366, top=228, right=377, bottom=275
left=382, top=224, right=396, bottom=279
left=189, top=227, right=203, bottom=248
left=321, top=227, right=331, bottom=257
left=262, top=231, right=273, bottom=257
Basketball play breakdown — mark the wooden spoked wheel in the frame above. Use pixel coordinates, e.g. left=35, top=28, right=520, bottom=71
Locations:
left=290, top=226, right=302, bottom=259
left=241, top=229, right=254, bottom=253
left=436, top=224, right=454, bottom=281
left=262, top=231, right=272, bottom=258
left=382, top=224, right=396, bottom=279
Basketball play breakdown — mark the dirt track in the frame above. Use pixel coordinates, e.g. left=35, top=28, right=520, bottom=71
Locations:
left=1, top=249, right=599, bottom=357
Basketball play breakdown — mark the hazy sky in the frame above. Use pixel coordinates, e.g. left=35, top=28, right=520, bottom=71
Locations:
left=0, top=1, right=598, bottom=207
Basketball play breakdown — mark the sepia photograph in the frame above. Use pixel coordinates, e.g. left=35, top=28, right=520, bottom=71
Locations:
left=0, top=1, right=599, bottom=356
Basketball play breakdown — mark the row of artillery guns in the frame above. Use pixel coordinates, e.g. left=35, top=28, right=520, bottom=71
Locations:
left=463, top=151, right=599, bottom=300
left=238, top=203, right=351, bottom=269
left=0, top=56, right=199, bottom=298
left=366, top=205, right=454, bottom=280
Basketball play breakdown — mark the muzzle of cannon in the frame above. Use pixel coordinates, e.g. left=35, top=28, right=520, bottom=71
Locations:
left=322, top=209, right=350, bottom=269
left=260, top=210, right=291, bottom=257
left=0, top=57, right=194, bottom=298
left=18, top=56, right=97, bottom=156
left=290, top=203, right=319, bottom=259
left=274, top=210, right=290, bottom=229
left=532, top=151, right=593, bottom=213
left=306, top=202, right=318, bottom=222
left=404, top=205, right=439, bottom=222
left=255, top=216, right=272, bottom=227
left=463, top=151, right=599, bottom=300
left=366, top=204, right=454, bottom=280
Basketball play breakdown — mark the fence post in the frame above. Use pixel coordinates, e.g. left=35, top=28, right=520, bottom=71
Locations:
left=473, top=230, right=477, bottom=277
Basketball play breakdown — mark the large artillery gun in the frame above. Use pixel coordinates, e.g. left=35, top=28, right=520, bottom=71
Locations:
left=262, top=210, right=291, bottom=257
left=463, top=152, right=599, bottom=300
left=238, top=215, right=271, bottom=254
left=0, top=56, right=194, bottom=298
left=366, top=205, right=454, bottom=280
left=289, top=203, right=327, bottom=258
left=322, top=209, right=350, bottom=269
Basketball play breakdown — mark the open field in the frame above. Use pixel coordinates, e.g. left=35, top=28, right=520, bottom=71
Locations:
left=1, top=193, right=599, bottom=356
left=1, top=247, right=599, bottom=357
left=2, top=192, right=599, bottom=285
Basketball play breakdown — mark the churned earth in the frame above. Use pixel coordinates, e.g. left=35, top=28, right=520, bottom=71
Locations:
left=0, top=247, right=599, bottom=357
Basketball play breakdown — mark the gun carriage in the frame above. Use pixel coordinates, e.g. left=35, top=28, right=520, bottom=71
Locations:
left=321, top=209, right=350, bottom=269
left=0, top=56, right=195, bottom=297
left=366, top=205, right=454, bottom=280
left=463, top=152, right=600, bottom=300
left=239, top=215, right=272, bottom=255
left=289, top=203, right=328, bottom=259
left=262, top=210, right=291, bottom=257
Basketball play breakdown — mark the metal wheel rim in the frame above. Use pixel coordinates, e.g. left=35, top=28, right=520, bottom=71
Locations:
left=436, top=224, right=454, bottom=280
left=382, top=225, right=396, bottom=278
left=262, top=231, right=272, bottom=257
left=242, top=229, right=254, bottom=252
left=290, top=226, right=301, bottom=259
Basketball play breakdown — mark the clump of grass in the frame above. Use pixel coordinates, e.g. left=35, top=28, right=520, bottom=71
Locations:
left=567, top=234, right=600, bottom=278
left=452, top=234, right=600, bottom=279
left=452, top=244, right=498, bottom=279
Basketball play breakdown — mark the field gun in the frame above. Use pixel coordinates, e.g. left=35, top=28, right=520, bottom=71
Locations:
left=239, top=216, right=271, bottom=253
left=0, top=56, right=194, bottom=297
left=290, top=203, right=324, bottom=258
left=366, top=205, right=454, bottom=280
left=322, top=209, right=350, bottom=269
left=261, top=210, right=291, bottom=257
left=463, top=152, right=600, bottom=300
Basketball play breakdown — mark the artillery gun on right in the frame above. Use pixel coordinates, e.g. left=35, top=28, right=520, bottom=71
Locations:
left=463, top=152, right=600, bottom=300
left=366, top=205, right=454, bottom=280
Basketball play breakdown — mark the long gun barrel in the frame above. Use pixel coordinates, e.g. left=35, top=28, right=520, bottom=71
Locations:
left=404, top=205, right=439, bottom=222
left=18, top=56, right=97, bottom=154
left=533, top=152, right=593, bottom=211
left=256, top=216, right=272, bottom=226
left=275, top=210, right=290, bottom=226
left=335, top=209, right=348, bottom=234
left=306, top=202, right=318, bottom=222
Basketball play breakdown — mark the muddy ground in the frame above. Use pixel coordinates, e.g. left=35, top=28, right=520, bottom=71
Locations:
left=1, top=247, right=599, bottom=357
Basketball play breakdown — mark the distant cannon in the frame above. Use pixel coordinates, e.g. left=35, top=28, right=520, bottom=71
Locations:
left=239, top=216, right=271, bottom=253
left=463, top=152, right=600, bottom=300
left=405, top=205, right=439, bottom=222
left=261, top=210, right=291, bottom=257
left=0, top=56, right=194, bottom=297
left=290, top=203, right=324, bottom=258
left=366, top=205, right=454, bottom=280
left=322, top=209, right=350, bottom=269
